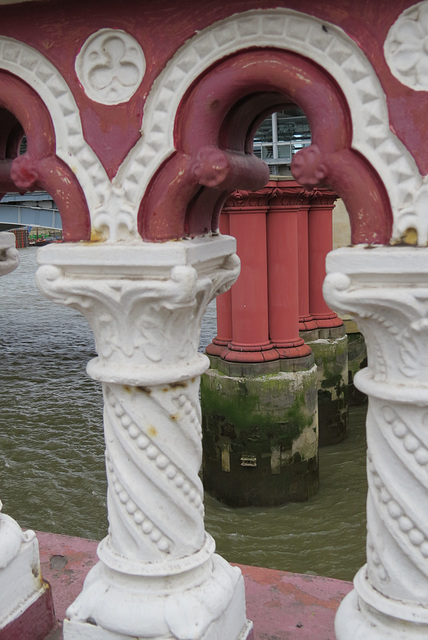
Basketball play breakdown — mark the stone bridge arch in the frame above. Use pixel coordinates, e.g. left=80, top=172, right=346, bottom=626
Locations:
left=0, top=38, right=109, bottom=240
left=132, top=8, right=421, bottom=246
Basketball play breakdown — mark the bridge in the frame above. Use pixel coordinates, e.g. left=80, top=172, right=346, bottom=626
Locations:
left=0, top=192, right=62, bottom=231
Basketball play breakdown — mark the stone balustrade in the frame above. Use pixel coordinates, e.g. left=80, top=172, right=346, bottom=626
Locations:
left=0, top=3, right=427, bottom=639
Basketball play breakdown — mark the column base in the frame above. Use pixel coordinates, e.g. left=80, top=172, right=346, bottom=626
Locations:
left=64, top=550, right=250, bottom=640
left=64, top=619, right=253, bottom=640
left=201, top=359, right=319, bottom=507
left=206, top=339, right=230, bottom=358
left=0, top=583, right=55, bottom=640
left=335, top=569, right=428, bottom=639
left=0, top=512, right=55, bottom=640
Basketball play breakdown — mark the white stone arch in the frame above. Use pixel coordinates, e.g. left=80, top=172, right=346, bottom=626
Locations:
left=0, top=37, right=110, bottom=225
left=118, top=8, right=425, bottom=245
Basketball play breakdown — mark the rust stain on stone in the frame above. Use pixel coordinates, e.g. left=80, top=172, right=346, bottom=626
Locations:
left=148, top=425, right=157, bottom=437
left=137, top=386, right=151, bottom=395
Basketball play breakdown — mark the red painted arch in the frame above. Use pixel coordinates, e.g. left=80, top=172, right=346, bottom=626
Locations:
left=139, top=48, right=392, bottom=244
left=0, top=72, right=90, bottom=242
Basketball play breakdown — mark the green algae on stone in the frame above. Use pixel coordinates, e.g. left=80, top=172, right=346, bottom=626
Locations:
left=201, top=365, right=319, bottom=506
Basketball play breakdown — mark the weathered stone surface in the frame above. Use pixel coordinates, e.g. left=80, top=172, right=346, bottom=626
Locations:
left=201, top=362, right=318, bottom=506
left=303, top=328, right=348, bottom=445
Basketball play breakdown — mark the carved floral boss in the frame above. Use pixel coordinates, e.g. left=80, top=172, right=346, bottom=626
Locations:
left=385, top=0, right=428, bottom=91
left=75, top=29, right=146, bottom=105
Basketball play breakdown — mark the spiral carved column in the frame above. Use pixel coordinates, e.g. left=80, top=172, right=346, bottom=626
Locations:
left=324, top=246, right=428, bottom=639
left=36, top=237, right=253, bottom=640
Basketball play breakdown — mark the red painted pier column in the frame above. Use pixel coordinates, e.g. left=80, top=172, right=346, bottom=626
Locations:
left=225, top=190, right=277, bottom=363
left=267, top=181, right=311, bottom=358
left=308, top=193, right=342, bottom=329
left=298, top=202, right=318, bottom=332
left=267, top=183, right=311, bottom=359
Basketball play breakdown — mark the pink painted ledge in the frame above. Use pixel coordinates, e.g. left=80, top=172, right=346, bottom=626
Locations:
left=36, top=530, right=352, bottom=640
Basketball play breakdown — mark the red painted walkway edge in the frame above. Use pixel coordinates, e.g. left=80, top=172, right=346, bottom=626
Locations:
left=36, top=530, right=352, bottom=639
left=0, top=582, right=55, bottom=640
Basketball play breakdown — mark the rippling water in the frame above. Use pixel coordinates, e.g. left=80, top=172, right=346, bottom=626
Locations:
left=0, top=247, right=367, bottom=581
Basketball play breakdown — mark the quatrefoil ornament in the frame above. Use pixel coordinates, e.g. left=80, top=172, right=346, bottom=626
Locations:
left=76, top=29, right=146, bottom=105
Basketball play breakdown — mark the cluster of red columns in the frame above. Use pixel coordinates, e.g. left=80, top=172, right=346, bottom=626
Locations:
left=207, top=179, right=342, bottom=364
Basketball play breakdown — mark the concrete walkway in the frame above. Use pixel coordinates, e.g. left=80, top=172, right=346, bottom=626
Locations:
left=37, top=531, right=352, bottom=639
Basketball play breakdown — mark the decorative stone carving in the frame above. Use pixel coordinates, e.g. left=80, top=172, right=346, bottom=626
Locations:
left=76, top=29, right=146, bottom=105
left=37, top=237, right=252, bottom=640
left=290, top=146, right=328, bottom=189
left=324, top=246, right=428, bottom=639
left=384, top=1, right=428, bottom=91
left=124, top=8, right=421, bottom=244
left=0, top=36, right=109, bottom=222
left=0, top=10, right=424, bottom=244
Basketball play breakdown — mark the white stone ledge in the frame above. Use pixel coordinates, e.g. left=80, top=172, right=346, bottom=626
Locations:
left=37, top=235, right=237, bottom=275
left=327, top=245, right=428, bottom=280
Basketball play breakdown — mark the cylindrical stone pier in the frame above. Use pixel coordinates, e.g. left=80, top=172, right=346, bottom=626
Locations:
left=202, top=180, right=319, bottom=507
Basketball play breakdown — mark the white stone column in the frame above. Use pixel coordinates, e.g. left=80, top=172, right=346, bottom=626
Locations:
left=324, top=246, right=428, bottom=639
left=36, top=236, right=253, bottom=640
left=0, top=232, right=55, bottom=636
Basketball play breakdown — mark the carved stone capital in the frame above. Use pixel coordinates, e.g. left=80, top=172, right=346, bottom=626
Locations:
left=37, top=237, right=239, bottom=386
left=324, top=247, right=428, bottom=388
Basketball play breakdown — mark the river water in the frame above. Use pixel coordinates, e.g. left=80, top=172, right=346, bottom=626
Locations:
left=0, top=247, right=367, bottom=582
